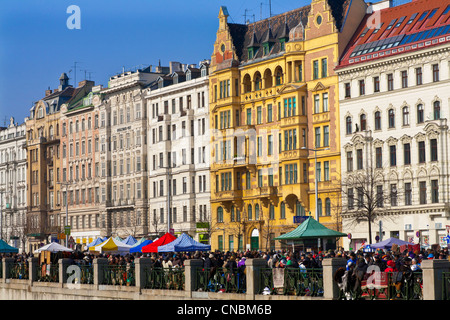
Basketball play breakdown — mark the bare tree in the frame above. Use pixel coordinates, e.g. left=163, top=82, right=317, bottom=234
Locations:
left=340, top=166, right=400, bottom=245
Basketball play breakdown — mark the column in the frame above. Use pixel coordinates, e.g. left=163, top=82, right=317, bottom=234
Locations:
left=322, top=257, right=347, bottom=300
left=184, top=259, right=204, bottom=298
left=135, top=257, right=151, bottom=290
left=245, top=258, right=268, bottom=299
left=59, top=258, right=73, bottom=287
left=93, top=258, right=108, bottom=289
left=2, top=257, right=14, bottom=283
left=422, top=259, right=450, bottom=300
left=28, top=257, right=38, bottom=286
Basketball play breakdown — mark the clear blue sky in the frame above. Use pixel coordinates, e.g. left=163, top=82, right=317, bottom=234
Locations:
left=0, top=0, right=311, bottom=125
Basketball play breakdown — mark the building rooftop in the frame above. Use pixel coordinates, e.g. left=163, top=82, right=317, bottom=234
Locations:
left=338, top=0, right=450, bottom=69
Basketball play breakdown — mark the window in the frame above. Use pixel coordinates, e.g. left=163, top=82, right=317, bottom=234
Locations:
left=257, top=106, right=262, bottom=124
left=346, top=117, right=352, bottom=134
left=360, top=114, right=366, bottom=131
left=376, top=185, right=383, bottom=208
left=357, top=149, right=363, bottom=170
left=417, top=104, right=424, bottom=123
left=373, top=76, right=380, bottom=92
left=430, top=139, right=438, bottom=161
left=347, top=188, right=354, bottom=210
left=405, top=183, right=412, bottom=205
left=359, top=79, right=365, bottom=96
left=376, top=147, right=382, bottom=168
left=347, top=151, right=353, bottom=172
left=433, top=101, right=440, bottom=120
left=321, top=58, right=327, bottom=78
left=313, top=60, right=319, bottom=80
left=416, top=67, right=423, bottom=85
left=322, top=93, right=328, bottom=112
left=432, top=64, right=439, bottom=82
left=401, top=71, right=408, bottom=88
left=315, top=127, right=321, bottom=148
left=388, top=109, right=395, bottom=128
left=217, top=207, right=223, bottom=223
left=317, top=199, right=323, bottom=217
left=325, top=198, right=331, bottom=216
left=314, top=94, right=320, bottom=113
left=324, top=161, right=329, bottom=181
left=267, top=104, right=273, bottom=122
left=419, top=181, right=427, bottom=204
left=390, top=145, right=397, bottom=166
left=404, top=143, right=411, bottom=165
left=345, top=83, right=351, bottom=98
left=323, top=126, right=329, bottom=147
left=431, top=180, right=439, bottom=203
left=316, top=162, right=321, bottom=182
left=246, top=108, right=252, bottom=125
left=402, top=107, right=409, bottom=126
left=247, top=205, right=252, bottom=221
left=387, top=73, right=394, bottom=91
left=390, top=184, right=397, bottom=206
left=418, top=141, right=425, bottom=163
left=374, top=111, right=381, bottom=130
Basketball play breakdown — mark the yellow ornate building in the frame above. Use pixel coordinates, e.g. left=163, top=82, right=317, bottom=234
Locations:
left=209, top=0, right=367, bottom=251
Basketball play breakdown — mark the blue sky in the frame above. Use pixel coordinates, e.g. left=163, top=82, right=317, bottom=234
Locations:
left=0, top=0, right=311, bottom=125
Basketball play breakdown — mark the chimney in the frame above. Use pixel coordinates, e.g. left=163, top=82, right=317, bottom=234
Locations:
left=78, top=80, right=95, bottom=89
left=169, top=61, right=182, bottom=74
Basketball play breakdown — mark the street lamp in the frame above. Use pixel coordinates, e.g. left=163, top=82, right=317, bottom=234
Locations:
left=57, top=181, right=71, bottom=247
left=301, top=146, right=329, bottom=251
left=159, top=164, right=180, bottom=235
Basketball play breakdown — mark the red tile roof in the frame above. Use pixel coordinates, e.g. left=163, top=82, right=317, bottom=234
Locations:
left=338, top=0, right=450, bottom=69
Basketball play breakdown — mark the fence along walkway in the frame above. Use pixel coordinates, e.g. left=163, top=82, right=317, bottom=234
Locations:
left=0, top=257, right=449, bottom=300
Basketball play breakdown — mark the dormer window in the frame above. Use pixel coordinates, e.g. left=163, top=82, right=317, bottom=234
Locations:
left=248, top=48, right=255, bottom=60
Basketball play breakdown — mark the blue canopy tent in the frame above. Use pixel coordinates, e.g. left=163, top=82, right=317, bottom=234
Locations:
left=0, top=239, right=19, bottom=253
left=157, top=233, right=211, bottom=252
left=130, top=239, right=153, bottom=253
left=122, top=235, right=137, bottom=246
left=86, top=237, right=104, bottom=248
left=370, top=237, right=412, bottom=250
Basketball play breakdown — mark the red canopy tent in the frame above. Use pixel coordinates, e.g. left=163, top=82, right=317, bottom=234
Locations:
left=142, top=233, right=176, bottom=253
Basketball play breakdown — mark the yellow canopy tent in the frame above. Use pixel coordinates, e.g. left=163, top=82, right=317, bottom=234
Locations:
left=89, top=237, right=132, bottom=254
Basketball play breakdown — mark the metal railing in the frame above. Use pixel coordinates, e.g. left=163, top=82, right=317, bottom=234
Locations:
left=9, top=262, right=29, bottom=280
left=66, top=264, right=94, bottom=284
left=101, top=264, right=135, bottom=286
left=35, top=264, right=59, bottom=283
left=339, top=271, right=423, bottom=300
left=195, top=267, right=246, bottom=293
left=259, top=267, right=324, bottom=296
left=143, top=267, right=184, bottom=290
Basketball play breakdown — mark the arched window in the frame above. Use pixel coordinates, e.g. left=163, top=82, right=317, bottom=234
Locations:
left=49, top=125, right=54, bottom=138
left=264, top=69, right=273, bottom=88
left=374, top=111, right=381, bottom=130
left=346, top=116, right=352, bottom=134
left=280, top=202, right=286, bottom=219
left=317, top=198, right=323, bottom=217
left=243, top=74, right=252, bottom=93
left=296, top=201, right=305, bottom=216
left=254, top=72, right=262, bottom=91
left=325, top=198, right=331, bottom=216
left=402, top=107, right=409, bottom=126
left=248, top=204, right=252, bottom=221
left=275, top=67, right=283, bottom=86
left=255, top=204, right=259, bottom=220
left=360, top=114, right=366, bottom=131
left=434, top=101, right=441, bottom=120
left=388, top=109, right=395, bottom=128
left=269, top=204, right=275, bottom=219
left=231, top=205, right=235, bottom=222
left=217, top=207, right=223, bottom=223
left=417, top=104, right=424, bottom=123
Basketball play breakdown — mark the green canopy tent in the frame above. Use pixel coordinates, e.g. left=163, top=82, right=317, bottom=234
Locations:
left=275, top=217, right=347, bottom=251
left=0, top=239, right=19, bottom=253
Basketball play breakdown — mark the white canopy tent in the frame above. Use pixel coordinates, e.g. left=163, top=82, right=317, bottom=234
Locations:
left=34, top=242, right=74, bottom=253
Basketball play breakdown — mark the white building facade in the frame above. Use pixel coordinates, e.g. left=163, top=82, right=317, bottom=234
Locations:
left=337, top=0, right=450, bottom=250
left=145, top=61, right=211, bottom=242
left=0, top=117, right=27, bottom=251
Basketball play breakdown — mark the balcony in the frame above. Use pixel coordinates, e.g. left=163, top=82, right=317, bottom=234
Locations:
left=107, top=198, right=135, bottom=208
left=312, top=112, right=330, bottom=124
left=280, top=115, right=307, bottom=128
left=213, top=190, right=242, bottom=203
